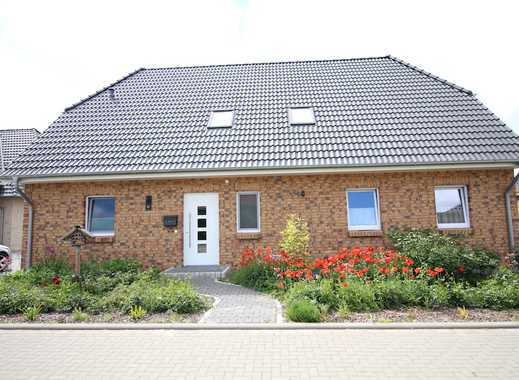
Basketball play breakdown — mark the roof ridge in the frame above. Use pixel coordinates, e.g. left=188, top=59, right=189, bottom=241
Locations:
left=145, top=55, right=391, bottom=71
left=387, top=56, right=473, bottom=96
left=64, top=68, right=145, bottom=112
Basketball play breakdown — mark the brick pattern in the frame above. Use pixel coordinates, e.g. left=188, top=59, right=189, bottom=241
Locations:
left=22, top=169, right=516, bottom=269
left=2, top=329, right=519, bottom=379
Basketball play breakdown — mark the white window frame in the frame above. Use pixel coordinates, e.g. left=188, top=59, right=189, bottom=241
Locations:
left=207, top=110, right=234, bottom=128
left=236, top=192, right=261, bottom=233
left=346, top=188, right=381, bottom=231
left=434, top=185, right=470, bottom=229
left=85, top=195, right=115, bottom=236
left=288, top=106, right=316, bottom=125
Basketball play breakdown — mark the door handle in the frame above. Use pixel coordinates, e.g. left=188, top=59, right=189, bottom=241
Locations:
left=188, top=212, right=192, bottom=248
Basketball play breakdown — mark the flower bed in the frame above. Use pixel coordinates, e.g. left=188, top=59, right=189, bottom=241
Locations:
left=231, top=238, right=519, bottom=323
left=0, top=258, right=208, bottom=323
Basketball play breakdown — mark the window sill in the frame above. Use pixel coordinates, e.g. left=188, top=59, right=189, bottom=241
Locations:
left=90, top=235, right=115, bottom=243
left=348, top=230, right=383, bottom=238
left=437, top=228, right=473, bottom=236
left=236, top=232, right=262, bottom=240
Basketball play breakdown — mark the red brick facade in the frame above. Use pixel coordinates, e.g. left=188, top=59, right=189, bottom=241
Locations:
left=21, top=169, right=516, bottom=269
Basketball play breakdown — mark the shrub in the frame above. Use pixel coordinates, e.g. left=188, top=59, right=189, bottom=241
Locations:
left=229, top=261, right=278, bottom=291
left=337, top=281, right=379, bottom=312
left=389, top=229, right=499, bottom=280
left=22, top=305, right=42, bottom=321
left=99, top=277, right=206, bottom=314
left=129, top=305, right=147, bottom=321
left=286, top=299, right=321, bottom=322
left=280, top=215, right=310, bottom=258
left=284, top=280, right=339, bottom=310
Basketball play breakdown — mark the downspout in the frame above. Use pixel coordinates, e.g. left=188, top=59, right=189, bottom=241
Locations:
left=505, top=172, right=519, bottom=253
left=13, top=177, right=33, bottom=268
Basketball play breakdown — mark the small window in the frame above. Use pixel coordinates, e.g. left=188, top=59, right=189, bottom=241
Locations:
left=208, top=110, right=234, bottom=128
left=434, top=186, right=470, bottom=229
left=237, top=192, right=260, bottom=232
left=86, top=196, right=115, bottom=235
left=288, top=107, right=315, bottom=125
left=346, top=189, right=381, bottom=231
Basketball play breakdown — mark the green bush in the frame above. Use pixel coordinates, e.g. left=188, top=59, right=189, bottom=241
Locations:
left=284, top=280, right=339, bottom=310
left=229, top=262, right=278, bottom=291
left=99, top=277, right=206, bottom=314
left=389, top=229, right=499, bottom=279
left=286, top=299, right=321, bottom=322
left=0, top=259, right=206, bottom=317
left=337, top=281, right=379, bottom=312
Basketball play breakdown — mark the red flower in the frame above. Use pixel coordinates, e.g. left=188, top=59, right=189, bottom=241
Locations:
left=402, top=267, right=410, bottom=273
left=404, top=258, right=414, bottom=266
left=457, top=266, right=465, bottom=273
left=340, top=282, right=349, bottom=287
left=277, top=282, right=285, bottom=289
left=414, top=268, right=421, bottom=274
left=51, top=275, right=61, bottom=285
left=434, top=267, right=444, bottom=273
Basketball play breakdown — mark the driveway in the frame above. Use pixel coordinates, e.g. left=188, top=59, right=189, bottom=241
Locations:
left=1, top=328, right=518, bottom=379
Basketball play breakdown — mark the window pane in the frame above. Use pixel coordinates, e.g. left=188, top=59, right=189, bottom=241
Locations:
left=197, top=231, right=207, bottom=241
left=208, top=111, right=233, bottom=128
left=239, top=194, right=258, bottom=229
left=197, top=244, right=207, bottom=254
left=197, top=218, right=207, bottom=228
left=347, top=191, right=377, bottom=226
left=289, top=107, right=315, bottom=125
left=197, top=206, right=206, bottom=216
left=435, top=188, right=466, bottom=224
left=88, top=197, right=115, bottom=233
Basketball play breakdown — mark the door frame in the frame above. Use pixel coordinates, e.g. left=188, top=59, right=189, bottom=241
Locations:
left=183, top=193, right=220, bottom=266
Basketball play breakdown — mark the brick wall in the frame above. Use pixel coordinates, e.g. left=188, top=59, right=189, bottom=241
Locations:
left=21, top=169, right=516, bottom=269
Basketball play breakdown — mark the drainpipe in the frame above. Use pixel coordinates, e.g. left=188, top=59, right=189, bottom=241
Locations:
left=13, top=177, right=33, bottom=268
left=505, top=172, right=519, bottom=253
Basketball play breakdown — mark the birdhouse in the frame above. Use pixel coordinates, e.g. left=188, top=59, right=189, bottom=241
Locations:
left=62, top=225, right=93, bottom=276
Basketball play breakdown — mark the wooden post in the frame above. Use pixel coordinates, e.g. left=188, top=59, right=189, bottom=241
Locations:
left=74, top=245, right=81, bottom=276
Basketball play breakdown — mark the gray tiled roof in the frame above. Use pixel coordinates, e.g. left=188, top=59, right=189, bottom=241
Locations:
left=5, top=56, right=519, bottom=178
left=0, top=129, right=40, bottom=196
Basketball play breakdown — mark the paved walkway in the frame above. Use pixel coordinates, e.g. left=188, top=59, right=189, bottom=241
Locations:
left=2, top=328, right=519, bottom=379
left=191, top=277, right=281, bottom=323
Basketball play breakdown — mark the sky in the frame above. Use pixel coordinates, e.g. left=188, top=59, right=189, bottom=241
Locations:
left=1, top=0, right=518, bottom=133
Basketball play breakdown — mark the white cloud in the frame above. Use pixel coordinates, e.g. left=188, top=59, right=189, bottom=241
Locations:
left=1, top=0, right=518, bottom=132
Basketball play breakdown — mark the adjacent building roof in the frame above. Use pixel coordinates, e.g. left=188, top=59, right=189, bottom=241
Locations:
left=0, top=129, right=40, bottom=195
left=4, top=56, right=519, bottom=179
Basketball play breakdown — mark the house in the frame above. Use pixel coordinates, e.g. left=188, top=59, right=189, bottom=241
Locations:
left=0, top=129, right=40, bottom=269
left=3, top=56, right=519, bottom=270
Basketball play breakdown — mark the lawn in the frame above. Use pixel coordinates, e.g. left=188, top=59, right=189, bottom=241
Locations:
left=0, top=258, right=208, bottom=323
left=230, top=216, right=519, bottom=323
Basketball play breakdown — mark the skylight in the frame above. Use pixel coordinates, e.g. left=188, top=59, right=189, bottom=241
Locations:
left=208, top=110, right=234, bottom=128
left=288, top=107, right=315, bottom=125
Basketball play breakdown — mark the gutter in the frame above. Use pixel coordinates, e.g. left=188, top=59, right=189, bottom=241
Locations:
left=505, top=172, right=519, bottom=253
left=13, top=177, right=33, bottom=268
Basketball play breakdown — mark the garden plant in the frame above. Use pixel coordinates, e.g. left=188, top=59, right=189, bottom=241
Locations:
left=230, top=223, right=518, bottom=323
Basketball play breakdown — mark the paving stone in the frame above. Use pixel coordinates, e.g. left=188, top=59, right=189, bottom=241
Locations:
left=1, top=329, right=519, bottom=379
left=191, top=277, right=280, bottom=324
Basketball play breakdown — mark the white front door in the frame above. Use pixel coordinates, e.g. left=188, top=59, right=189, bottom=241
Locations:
left=183, top=193, right=219, bottom=266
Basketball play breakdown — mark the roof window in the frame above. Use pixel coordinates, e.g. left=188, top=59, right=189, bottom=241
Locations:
left=208, top=110, right=234, bottom=128
left=288, top=107, right=315, bottom=125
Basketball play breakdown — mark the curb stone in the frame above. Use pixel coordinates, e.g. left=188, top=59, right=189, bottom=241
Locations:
left=1, top=322, right=519, bottom=330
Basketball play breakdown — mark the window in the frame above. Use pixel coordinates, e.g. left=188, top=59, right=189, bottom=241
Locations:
left=288, top=107, right=315, bottom=125
left=237, top=192, right=260, bottom=232
left=86, top=196, right=115, bottom=235
left=434, top=186, right=470, bottom=229
left=346, top=189, right=381, bottom=230
left=208, top=110, right=234, bottom=128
